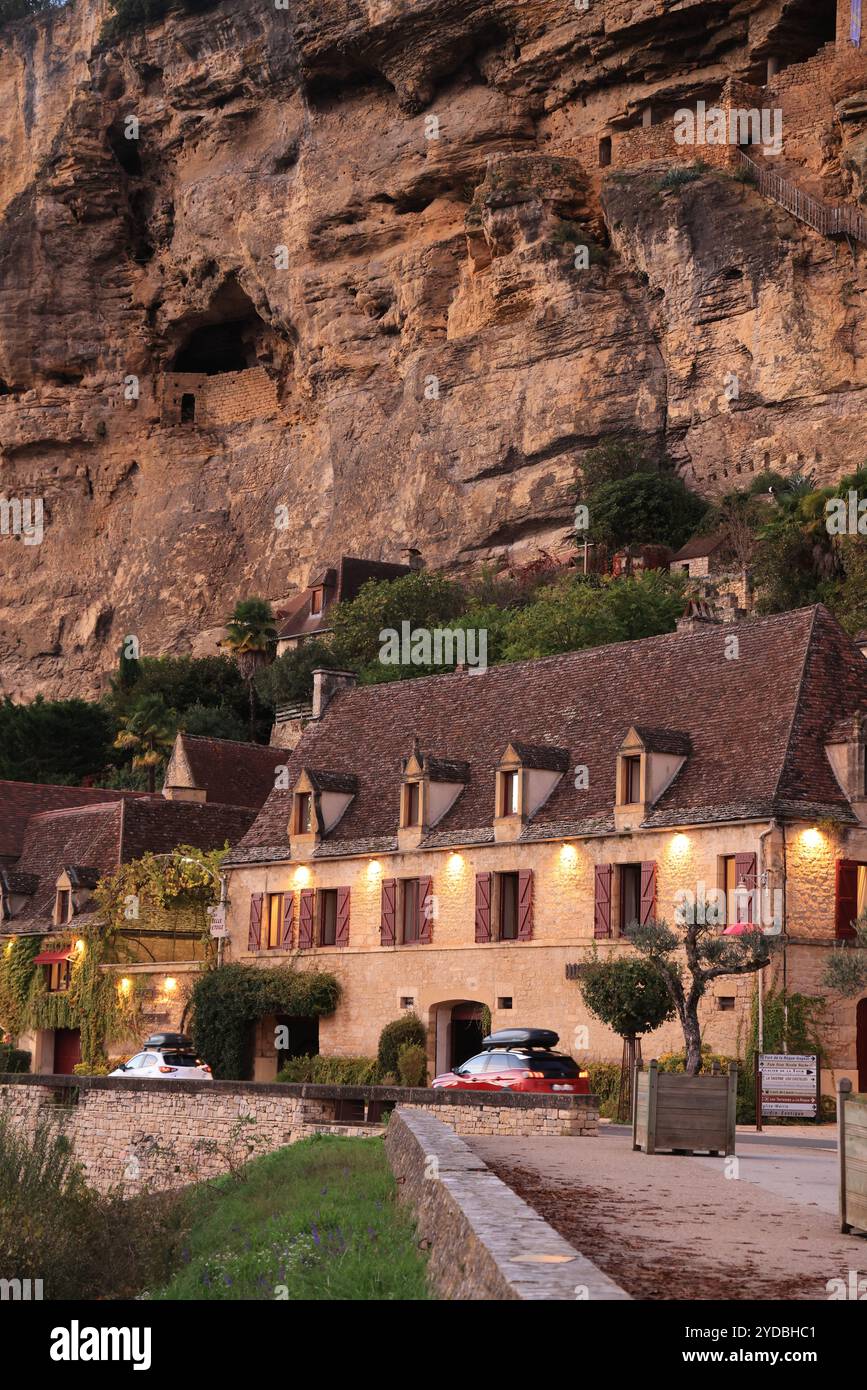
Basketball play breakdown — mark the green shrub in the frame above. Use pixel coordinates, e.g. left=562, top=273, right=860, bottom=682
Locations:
left=585, top=1060, right=622, bottom=1118
left=377, top=1013, right=426, bottom=1080
left=189, top=964, right=340, bottom=1080
left=397, top=1043, right=427, bottom=1088
left=656, top=1046, right=736, bottom=1074
left=0, top=1045, right=30, bottom=1074
left=276, top=1055, right=378, bottom=1085
left=656, top=160, right=709, bottom=191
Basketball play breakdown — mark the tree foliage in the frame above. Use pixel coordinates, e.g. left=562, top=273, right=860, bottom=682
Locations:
left=627, top=916, right=773, bottom=1074
left=578, top=954, right=675, bottom=1039
left=0, top=697, right=113, bottom=785
left=501, top=570, right=687, bottom=660
left=586, top=471, right=708, bottom=550
left=376, top=1012, right=426, bottom=1081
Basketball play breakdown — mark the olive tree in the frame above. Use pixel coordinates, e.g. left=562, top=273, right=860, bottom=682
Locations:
left=578, top=954, right=675, bottom=1118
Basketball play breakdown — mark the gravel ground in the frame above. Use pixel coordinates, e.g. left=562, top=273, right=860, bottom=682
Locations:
left=469, top=1129, right=866, bottom=1301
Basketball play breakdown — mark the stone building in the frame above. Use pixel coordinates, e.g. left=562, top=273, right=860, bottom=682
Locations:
left=221, top=605, right=867, bottom=1089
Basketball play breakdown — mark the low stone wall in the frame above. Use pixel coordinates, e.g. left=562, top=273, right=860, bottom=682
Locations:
left=385, top=1110, right=629, bottom=1301
left=0, top=1075, right=598, bottom=1193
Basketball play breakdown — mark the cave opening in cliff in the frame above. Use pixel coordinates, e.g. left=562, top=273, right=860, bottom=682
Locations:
left=170, top=278, right=270, bottom=376
left=106, top=118, right=143, bottom=177
left=767, top=0, right=838, bottom=74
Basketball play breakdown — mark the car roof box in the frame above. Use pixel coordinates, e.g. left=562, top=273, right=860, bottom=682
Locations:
left=481, top=1027, right=559, bottom=1050
left=142, top=1032, right=192, bottom=1050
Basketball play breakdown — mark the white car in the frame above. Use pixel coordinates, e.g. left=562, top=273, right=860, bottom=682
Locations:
left=110, top=1044, right=212, bottom=1081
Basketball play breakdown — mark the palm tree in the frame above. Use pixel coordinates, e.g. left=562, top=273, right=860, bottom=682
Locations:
left=221, top=598, right=277, bottom=736
left=113, top=693, right=176, bottom=793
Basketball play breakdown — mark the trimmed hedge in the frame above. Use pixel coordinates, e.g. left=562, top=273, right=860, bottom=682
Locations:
left=0, top=1044, right=30, bottom=1074
left=275, top=1055, right=378, bottom=1086
left=377, top=1013, right=426, bottom=1082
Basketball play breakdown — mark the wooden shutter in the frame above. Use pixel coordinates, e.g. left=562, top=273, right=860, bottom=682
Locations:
left=280, top=892, right=294, bottom=948
left=734, top=852, right=757, bottom=925
left=475, top=872, right=492, bottom=942
left=417, top=876, right=433, bottom=944
left=298, top=888, right=315, bottom=948
left=594, top=864, right=612, bottom=938
left=517, top=869, right=534, bottom=940
left=380, top=879, right=397, bottom=946
left=639, top=861, right=657, bottom=926
left=836, top=860, right=859, bottom=939
left=248, top=892, right=263, bottom=951
left=335, top=886, right=350, bottom=946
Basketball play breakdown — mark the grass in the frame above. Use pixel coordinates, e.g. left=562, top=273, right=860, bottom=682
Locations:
left=153, top=1134, right=431, bottom=1301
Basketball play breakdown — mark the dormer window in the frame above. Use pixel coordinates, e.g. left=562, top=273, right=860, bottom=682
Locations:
left=494, top=742, right=569, bottom=842
left=823, top=713, right=867, bottom=825
left=501, top=770, right=520, bottom=817
left=622, top=756, right=642, bottom=805
left=310, top=587, right=324, bottom=617
left=402, top=781, right=422, bottom=827
left=55, top=889, right=71, bottom=926
left=294, top=791, right=313, bottom=835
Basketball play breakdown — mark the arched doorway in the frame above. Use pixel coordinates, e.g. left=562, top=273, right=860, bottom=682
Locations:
left=857, top=997, right=867, bottom=1091
left=431, top=1000, right=488, bottom=1075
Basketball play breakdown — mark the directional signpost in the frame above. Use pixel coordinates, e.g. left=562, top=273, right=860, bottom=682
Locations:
left=757, top=1052, right=820, bottom=1127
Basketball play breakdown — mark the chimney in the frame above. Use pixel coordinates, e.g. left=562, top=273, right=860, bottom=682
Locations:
left=311, top=668, right=357, bottom=719
left=676, top=599, right=722, bottom=634
left=404, top=547, right=424, bottom=572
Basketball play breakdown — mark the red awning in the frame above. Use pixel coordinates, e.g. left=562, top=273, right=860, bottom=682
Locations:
left=32, top=949, right=74, bottom=965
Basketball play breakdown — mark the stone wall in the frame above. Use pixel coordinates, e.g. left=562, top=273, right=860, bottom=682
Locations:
left=0, top=1075, right=598, bottom=1194
left=160, top=367, right=278, bottom=427
left=385, top=1109, right=629, bottom=1300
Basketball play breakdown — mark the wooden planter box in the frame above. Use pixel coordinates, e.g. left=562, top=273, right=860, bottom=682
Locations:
left=838, top=1078, right=867, bottom=1235
left=632, top=1060, right=737, bottom=1156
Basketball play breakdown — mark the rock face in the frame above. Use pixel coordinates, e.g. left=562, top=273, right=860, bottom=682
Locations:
left=1, top=0, right=866, bottom=698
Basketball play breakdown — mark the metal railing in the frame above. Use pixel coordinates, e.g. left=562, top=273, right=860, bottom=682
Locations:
left=738, top=151, right=867, bottom=245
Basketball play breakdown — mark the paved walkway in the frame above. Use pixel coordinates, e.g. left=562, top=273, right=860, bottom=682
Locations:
left=469, top=1129, right=866, bottom=1300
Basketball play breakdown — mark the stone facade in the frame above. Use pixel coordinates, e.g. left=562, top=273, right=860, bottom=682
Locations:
left=226, top=818, right=867, bottom=1090
left=0, top=1075, right=597, bottom=1194
left=160, top=367, right=278, bottom=428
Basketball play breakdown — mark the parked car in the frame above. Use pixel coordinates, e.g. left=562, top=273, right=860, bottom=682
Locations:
left=109, top=1033, right=212, bottom=1081
left=431, top=1027, right=589, bottom=1094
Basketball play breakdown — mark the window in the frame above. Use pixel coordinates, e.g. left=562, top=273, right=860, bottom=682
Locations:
left=400, top=996, right=415, bottom=1009
left=310, top=587, right=323, bottom=616
left=497, top=996, right=513, bottom=1010
left=718, top=996, right=736, bottom=1012
left=402, top=878, right=419, bottom=943
left=599, top=135, right=612, bottom=167
left=455, top=1053, right=491, bottom=1077
left=499, top=872, right=519, bottom=940
left=319, top=889, right=338, bottom=946
left=723, top=855, right=737, bottom=925
left=622, top=756, right=641, bottom=804
left=403, top=782, right=421, bottom=827
left=180, top=392, right=196, bottom=424
left=501, top=770, right=520, bottom=817
left=46, top=959, right=71, bottom=993
left=265, top=892, right=283, bottom=949
left=295, top=792, right=312, bottom=834
left=55, top=890, right=71, bottom=925
left=836, top=860, right=867, bottom=938
left=619, top=863, right=642, bottom=933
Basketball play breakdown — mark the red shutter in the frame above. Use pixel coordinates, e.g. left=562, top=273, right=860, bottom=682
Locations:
left=475, top=872, right=492, bottom=942
left=517, top=869, right=534, bottom=940
left=640, top=861, right=657, bottom=926
left=735, top=852, right=758, bottom=925
left=298, top=888, right=315, bottom=948
left=335, top=886, right=350, bottom=946
left=594, top=864, right=612, bottom=938
left=280, top=892, right=294, bottom=948
left=248, top=892, right=263, bottom=951
left=380, top=879, right=397, bottom=946
left=418, top=876, right=433, bottom=944
left=836, top=859, right=859, bottom=939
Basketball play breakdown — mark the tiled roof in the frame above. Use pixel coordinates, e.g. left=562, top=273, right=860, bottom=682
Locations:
left=173, top=734, right=286, bottom=809
left=4, top=798, right=256, bottom=935
left=238, top=607, right=867, bottom=855
left=670, top=533, right=726, bottom=562
left=0, top=782, right=144, bottom=865
left=632, top=726, right=692, bottom=756
left=305, top=769, right=358, bottom=794
left=509, top=742, right=571, bottom=771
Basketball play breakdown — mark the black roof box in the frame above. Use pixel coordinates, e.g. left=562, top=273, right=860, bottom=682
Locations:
left=142, top=1032, right=192, bottom=1050
left=481, top=1028, right=559, bottom=1050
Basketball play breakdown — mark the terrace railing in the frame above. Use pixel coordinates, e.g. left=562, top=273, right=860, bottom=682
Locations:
left=738, top=150, right=867, bottom=245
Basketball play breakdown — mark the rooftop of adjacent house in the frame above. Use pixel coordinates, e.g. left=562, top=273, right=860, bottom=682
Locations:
left=670, top=533, right=728, bottom=563
left=231, top=605, right=867, bottom=862
left=2, top=797, right=258, bottom=935
left=0, top=782, right=146, bottom=867
left=164, top=732, right=287, bottom=809
left=276, top=555, right=411, bottom=642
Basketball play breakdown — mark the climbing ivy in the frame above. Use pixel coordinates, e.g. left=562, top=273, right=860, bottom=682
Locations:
left=188, top=964, right=341, bottom=1080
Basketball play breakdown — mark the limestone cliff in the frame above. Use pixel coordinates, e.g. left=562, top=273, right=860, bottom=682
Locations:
left=1, top=0, right=866, bottom=698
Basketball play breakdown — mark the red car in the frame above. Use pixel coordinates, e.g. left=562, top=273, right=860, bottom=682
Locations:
left=431, top=1028, right=590, bottom=1095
